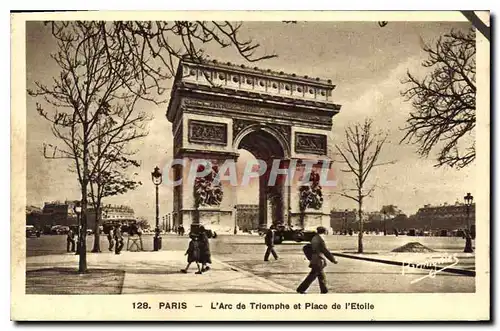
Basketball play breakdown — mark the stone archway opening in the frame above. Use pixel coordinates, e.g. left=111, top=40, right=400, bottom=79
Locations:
left=236, top=128, right=286, bottom=231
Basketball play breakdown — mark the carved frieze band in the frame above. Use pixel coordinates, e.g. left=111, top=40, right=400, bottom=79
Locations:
left=181, top=98, right=333, bottom=129
left=188, top=119, right=228, bottom=146
left=295, top=132, right=327, bottom=155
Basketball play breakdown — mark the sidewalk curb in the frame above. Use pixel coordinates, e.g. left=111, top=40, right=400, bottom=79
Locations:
left=333, top=252, right=476, bottom=276
left=213, top=258, right=295, bottom=293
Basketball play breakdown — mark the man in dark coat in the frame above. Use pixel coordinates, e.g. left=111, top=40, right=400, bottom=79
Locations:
left=297, top=226, right=338, bottom=294
left=107, top=227, right=115, bottom=251
left=114, top=225, right=124, bottom=255
left=66, top=228, right=76, bottom=252
left=264, top=225, right=279, bottom=261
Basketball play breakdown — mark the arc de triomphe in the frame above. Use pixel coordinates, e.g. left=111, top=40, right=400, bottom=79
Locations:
left=166, top=59, right=341, bottom=232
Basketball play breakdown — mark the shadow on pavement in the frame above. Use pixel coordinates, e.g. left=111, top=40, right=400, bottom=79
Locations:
left=26, top=267, right=125, bottom=295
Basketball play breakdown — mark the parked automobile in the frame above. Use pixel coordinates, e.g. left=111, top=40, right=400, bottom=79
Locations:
left=50, top=225, right=70, bottom=235
left=272, top=225, right=315, bottom=244
left=26, top=225, right=41, bottom=238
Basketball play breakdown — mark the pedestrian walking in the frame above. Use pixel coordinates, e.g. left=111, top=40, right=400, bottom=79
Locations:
left=181, top=234, right=202, bottom=274
left=199, top=226, right=212, bottom=272
left=107, top=227, right=115, bottom=251
left=66, top=228, right=76, bottom=252
left=264, top=225, right=279, bottom=261
left=114, top=225, right=124, bottom=255
left=297, top=226, right=338, bottom=294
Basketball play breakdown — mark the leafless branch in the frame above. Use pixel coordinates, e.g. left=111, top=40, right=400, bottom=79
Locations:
left=400, top=28, right=476, bottom=169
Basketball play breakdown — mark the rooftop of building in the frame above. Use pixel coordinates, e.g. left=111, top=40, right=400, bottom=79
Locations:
left=44, top=200, right=78, bottom=206
left=419, top=201, right=476, bottom=210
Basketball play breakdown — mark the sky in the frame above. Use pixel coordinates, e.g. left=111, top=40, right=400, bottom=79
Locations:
left=25, top=21, right=475, bottom=222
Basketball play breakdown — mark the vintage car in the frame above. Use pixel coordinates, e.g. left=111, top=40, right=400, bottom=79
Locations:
left=272, top=225, right=316, bottom=244
left=50, top=225, right=70, bottom=235
left=26, top=225, right=41, bottom=238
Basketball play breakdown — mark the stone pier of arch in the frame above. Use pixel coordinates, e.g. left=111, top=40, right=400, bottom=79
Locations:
left=165, top=59, right=341, bottom=233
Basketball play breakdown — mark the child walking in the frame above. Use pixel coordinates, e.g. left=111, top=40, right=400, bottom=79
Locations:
left=181, top=234, right=202, bottom=274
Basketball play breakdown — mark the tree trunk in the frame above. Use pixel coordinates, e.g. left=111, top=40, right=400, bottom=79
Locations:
left=92, top=205, right=101, bottom=253
left=79, top=182, right=88, bottom=273
left=357, top=197, right=363, bottom=253
left=92, top=113, right=102, bottom=253
left=79, top=129, right=89, bottom=273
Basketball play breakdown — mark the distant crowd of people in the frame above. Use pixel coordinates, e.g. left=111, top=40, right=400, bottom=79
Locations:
left=67, top=223, right=143, bottom=255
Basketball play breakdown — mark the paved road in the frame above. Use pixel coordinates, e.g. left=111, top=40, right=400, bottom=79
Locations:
left=27, top=233, right=470, bottom=257
left=26, top=233, right=475, bottom=293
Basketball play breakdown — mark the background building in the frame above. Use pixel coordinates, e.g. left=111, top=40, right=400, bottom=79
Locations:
left=410, top=202, right=476, bottom=232
left=26, top=205, right=43, bottom=226
left=26, top=201, right=137, bottom=232
left=87, top=204, right=136, bottom=230
left=37, top=200, right=78, bottom=228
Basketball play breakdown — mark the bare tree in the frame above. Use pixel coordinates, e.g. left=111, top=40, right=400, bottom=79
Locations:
left=85, top=21, right=277, bottom=101
left=401, top=28, right=476, bottom=169
left=335, top=119, right=391, bottom=253
left=29, top=21, right=274, bottom=272
left=88, top=130, right=143, bottom=253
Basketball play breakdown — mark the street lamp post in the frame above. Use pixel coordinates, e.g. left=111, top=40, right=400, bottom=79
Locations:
left=233, top=205, right=238, bottom=235
left=151, top=166, right=163, bottom=251
left=73, top=202, right=82, bottom=256
left=463, top=193, right=474, bottom=253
